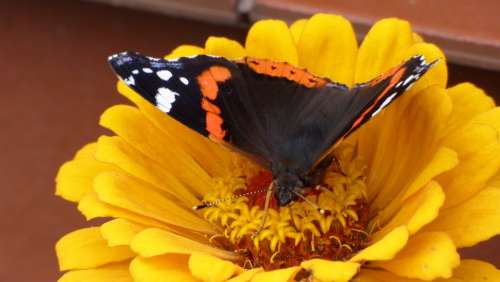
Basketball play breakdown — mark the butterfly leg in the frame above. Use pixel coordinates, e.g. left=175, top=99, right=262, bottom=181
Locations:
left=332, top=155, right=347, bottom=176
left=291, top=189, right=325, bottom=214
left=253, top=181, right=275, bottom=238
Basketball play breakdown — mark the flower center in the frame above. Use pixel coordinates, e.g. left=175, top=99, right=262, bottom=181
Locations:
left=202, top=145, right=371, bottom=270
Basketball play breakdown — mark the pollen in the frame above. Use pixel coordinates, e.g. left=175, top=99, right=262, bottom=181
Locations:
left=202, top=145, right=371, bottom=270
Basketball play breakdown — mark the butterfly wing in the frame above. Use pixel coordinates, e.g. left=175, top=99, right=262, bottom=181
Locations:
left=341, top=55, right=434, bottom=138
left=307, top=55, right=436, bottom=171
left=108, top=52, right=434, bottom=177
left=228, top=55, right=435, bottom=177
left=108, top=52, right=272, bottom=166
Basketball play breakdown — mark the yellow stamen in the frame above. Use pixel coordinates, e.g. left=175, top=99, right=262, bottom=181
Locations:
left=204, top=145, right=371, bottom=270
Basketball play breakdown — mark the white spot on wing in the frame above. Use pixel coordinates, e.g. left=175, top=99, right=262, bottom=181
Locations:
left=155, top=87, right=179, bottom=113
left=371, top=92, right=398, bottom=117
left=157, top=70, right=172, bottom=81
left=124, top=75, right=135, bottom=86
left=142, top=67, right=153, bottom=73
left=179, top=77, right=189, bottom=85
left=132, top=69, right=139, bottom=74
left=403, top=74, right=416, bottom=86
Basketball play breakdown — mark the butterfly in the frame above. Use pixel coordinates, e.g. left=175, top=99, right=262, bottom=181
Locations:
left=109, top=51, right=434, bottom=207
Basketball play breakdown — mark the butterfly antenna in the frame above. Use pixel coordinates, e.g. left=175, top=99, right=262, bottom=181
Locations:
left=192, top=187, right=268, bottom=210
left=291, top=190, right=325, bottom=215
left=252, top=181, right=275, bottom=238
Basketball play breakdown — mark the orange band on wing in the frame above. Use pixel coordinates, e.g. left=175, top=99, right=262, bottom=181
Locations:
left=244, top=57, right=327, bottom=88
left=197, top=71, right=218, bottom=100
left=197, top=66, right=232, bottom=140
left=209, top=66, right=231, bottom=82
left=201, top=98, right=221, bottom=114
left=206, top=112, right=226, bottom=139
left=285, top=66, right=305, bottom=83
left=349, top=67, right=406, bottom=131
left=197, top=66, right=232, bottom=100
left=266, top=61, right=284, bottom=77
left=246, top=58, right=267, bottom=74
left=299, top=72, right=327, bottom=88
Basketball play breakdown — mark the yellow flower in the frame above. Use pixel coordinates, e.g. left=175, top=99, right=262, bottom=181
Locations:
left=55, top=14, right=500, bottom=282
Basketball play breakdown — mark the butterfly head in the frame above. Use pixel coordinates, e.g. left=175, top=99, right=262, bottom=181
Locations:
left=271, top=162, right=306, bottom=206
left=274, top=173, right=304, bottom=206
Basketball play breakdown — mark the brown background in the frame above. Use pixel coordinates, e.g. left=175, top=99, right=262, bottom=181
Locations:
left=0, top=0, right=498, bottom=281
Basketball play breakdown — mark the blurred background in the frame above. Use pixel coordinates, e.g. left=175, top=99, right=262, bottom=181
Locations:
left=1, top=0, right=499, bottom=281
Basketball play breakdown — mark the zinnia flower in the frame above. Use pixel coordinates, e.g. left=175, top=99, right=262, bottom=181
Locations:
left=55, top=14, right=500, bottom=282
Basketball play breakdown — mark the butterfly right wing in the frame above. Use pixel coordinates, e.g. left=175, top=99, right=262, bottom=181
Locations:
left=309, top=55, right=436, bottom=170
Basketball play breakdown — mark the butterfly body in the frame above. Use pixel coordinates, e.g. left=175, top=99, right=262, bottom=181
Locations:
left=109, top=52, right=434, bottom=206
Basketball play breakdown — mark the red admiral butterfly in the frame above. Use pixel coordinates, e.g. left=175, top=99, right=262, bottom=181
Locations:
left=109, top=52, right=434, bottom=207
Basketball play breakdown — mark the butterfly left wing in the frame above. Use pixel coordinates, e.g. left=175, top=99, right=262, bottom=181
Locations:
left=108, top=52, right=273, bottom=167
left=108, top=52, right=229, bottom=138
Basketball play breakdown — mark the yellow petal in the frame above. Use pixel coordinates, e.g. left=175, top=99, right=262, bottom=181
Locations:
left=205, top=36, right=246, bottom=59
left=400, top=147, right=457, bottom=202
left=131, top=228, right=238, bottom=261
left=130, top=254, right=199, bottom=282
left=297, top=13, right=357, bottom=85
left=116, top=81, right=233, bottom=179
left=78, top=192, right=173, bottom=231
left=56, top=227, right=134, bottom=271
left=445, top=82, right=496, bottom=137
left=374, top=232, right=460, bottom=280
left=73, top=142, right=98, bottom=160
left=376, top=147, right=457, bottom=225
left=301, top=259, right=359, bottom=282
left=373, top=181, right=445, bottom=242
left=412, top=32, right=424, bottom=43
left=400, top=42, right=447, bottom=94
left=439, top=108, right=500, bottom=208
left=58, top=262, right=132, bottom=282
left=56, top=142, right=116, bottom=202
left=422, top=186, right=500, bottom=248
left=100, top=104, right=213, bottom=195
left=488, top=170, right=500, bottom=188
left=93, top=172, right=215, bottom=234
left=227, top=268, right=263, bottom=282
left=350, top=226, right=409, bottom=262
left=189, top=253, right=243, bottom=282
left=101, top=218, right=146, bottom=247
left=245, top=19, right=298, bottom=65
left=437, top=259, right=500, bottom=282
left=355, top=269, right=417, bottom=282
left=165, top=45, right=205, bottom=59
left=357, top=260, right=500, bottom=282
left=289, top=19, right=307, bottom=44
left=95, top=135, right=199, bottom=206
left=355, top=18, right=414, bottom=83
left=367, top=86, right=452, bottom=208
left=250, top=267, right=301, bottom=282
